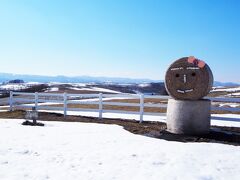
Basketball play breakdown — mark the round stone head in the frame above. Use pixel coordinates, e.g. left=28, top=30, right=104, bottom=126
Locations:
left=165, top=56, right=213, bottom=100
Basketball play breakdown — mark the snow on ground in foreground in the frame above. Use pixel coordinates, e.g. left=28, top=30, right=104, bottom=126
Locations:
left=0, top=119, right=239, bottom=180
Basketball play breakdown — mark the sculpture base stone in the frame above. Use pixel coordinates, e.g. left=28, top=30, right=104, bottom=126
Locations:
left=166, top=99, right=211, bottom=135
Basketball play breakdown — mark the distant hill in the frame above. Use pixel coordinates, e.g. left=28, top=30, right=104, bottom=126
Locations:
left=0, top=72, right=239, bottom=86
left=0, top=72, right=161, bottom=84
left=213, top=81, right=240, bottom=87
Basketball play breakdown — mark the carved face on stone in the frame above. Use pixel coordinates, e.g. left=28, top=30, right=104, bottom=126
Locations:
left=165, top=56, right=213, bottom=100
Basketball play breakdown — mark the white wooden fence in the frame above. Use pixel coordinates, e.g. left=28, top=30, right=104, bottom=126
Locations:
left=7, top=91, right=240, bottom=122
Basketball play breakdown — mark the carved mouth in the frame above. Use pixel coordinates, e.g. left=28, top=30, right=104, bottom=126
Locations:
left=177, top=89, right=193, bottom=94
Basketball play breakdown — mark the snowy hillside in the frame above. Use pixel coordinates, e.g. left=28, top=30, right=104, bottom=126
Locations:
left=0, top=119, right=239, bottom=180
left=0, top=83, right=30, bottom=91
left=210, top=86, right=240, bottom=98
left=0, top=82, right=167, bottom=95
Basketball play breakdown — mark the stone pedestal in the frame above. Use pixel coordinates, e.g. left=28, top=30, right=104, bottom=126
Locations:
left=166, top=99, right=211, bottom=135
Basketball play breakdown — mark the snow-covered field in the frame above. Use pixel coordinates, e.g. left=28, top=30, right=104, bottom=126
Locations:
left=67, top=87, right=121, bottom=94
left=231, top=92, right=240, bottom=96
left=46, top=87, right=59, bottom=92
left=212, top=87, right=240, bottom=92
left=0, top=84, right=29, bottom=91
left=0, top=119, right=239, bottom=180
left=0, top=82, right=122, bottom=94
left=0, top=82, right=44, bottom=91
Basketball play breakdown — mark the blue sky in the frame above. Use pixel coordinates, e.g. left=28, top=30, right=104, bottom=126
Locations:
left=0, top=0, right=240, bottom=82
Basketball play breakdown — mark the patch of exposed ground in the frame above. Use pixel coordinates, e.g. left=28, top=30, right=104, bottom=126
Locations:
left=0, top=110, right=239, bottom=146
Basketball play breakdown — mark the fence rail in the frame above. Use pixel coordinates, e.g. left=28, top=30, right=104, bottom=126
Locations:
left=5, top=91, right=240, bottom=123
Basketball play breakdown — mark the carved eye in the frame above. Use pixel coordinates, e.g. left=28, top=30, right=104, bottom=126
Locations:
left=175, top=74, right=180, bottom=77
left=192, top=72, right=196, bottom=77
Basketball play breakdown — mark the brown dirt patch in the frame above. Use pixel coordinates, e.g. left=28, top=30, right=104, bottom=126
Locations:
left=0, top=110, right=239, bottom=146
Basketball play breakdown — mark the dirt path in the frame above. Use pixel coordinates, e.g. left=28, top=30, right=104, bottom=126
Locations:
left=0, top=110, right=240, bottom=146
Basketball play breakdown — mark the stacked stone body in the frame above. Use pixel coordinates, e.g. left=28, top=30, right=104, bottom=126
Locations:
left=165, top=57, right=213, bottom=135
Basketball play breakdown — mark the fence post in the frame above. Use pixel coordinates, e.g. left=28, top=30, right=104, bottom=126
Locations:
left=9, top=91, right=13, bottom=111
left=35, top=92, right=38, bottom=111
left=63, top=92, right=67, bottom=118
left=99, top=93, right=103, bottom=119
left=140, top=94, right=144, bottom=123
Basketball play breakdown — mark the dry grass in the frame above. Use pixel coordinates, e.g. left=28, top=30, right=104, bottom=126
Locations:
left=211, top=110, right=240, bottom=114
left=46, top=104, right=167, bottom=113
left=105, top=98, right=168, bottom=104
left=208, top=91, right=229, bottom=97
left=40, top=104, right=240, bottom=115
